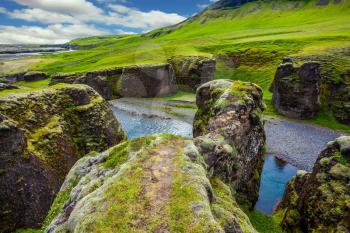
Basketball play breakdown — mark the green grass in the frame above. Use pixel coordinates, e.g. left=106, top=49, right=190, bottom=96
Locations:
left=169, top=103, right=197, bottom=109
left=246, top=210, right=285, bottom=233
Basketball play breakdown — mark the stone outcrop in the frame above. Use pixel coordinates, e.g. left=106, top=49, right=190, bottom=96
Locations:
left=168, top=56, right=216, bottom=92
left=23, top=71, right=47, bottom=82
left=3, top=71, right=47, bottom=84
left=44, top=134, right=257, bottom=233
left=270, top=61, right=322, bottom=119
left=278, top=136, right=350, bottom=232
left=193, top=80, right=266, bottom=208
left=50, top=64, right=177, bottom=100
left=0, top=83, right=19, bottom=90
left=0, top=85, right=126, bottom=232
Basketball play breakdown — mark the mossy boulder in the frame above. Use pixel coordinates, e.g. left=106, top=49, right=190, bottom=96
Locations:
left=193, top=80, right=266, bottom=208
left=44, top=134, right=257, bottom=233
left=278, top=136, right=350, bottom=232
left=272, top=49, right=350, bottom=124
left=0, top=85, right=126, bottom=232
left=270, top=61, right=322, bottom=119
left=50, top=64, right=177, bottom=100
left=168, top=56, right=216, bottom=92
left=23, top=72, right=47, bottom=82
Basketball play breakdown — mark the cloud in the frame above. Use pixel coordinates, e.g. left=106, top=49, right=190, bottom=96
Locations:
left=0, top=24, right=109, bottom=44
left=0, top=0, right=187, bottom=44
left=106, top=4, right=186, bottom=30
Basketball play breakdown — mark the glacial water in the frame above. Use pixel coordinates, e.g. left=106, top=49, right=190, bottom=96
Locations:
left=112, top=107, right=297, bottom=215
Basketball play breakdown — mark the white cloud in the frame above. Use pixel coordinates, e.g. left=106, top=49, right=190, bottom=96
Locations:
left=0, top=24, right=108, bottom=44
left=106, top=4, right=186, bottom=30
left=0, top=0, right=187, bottom=44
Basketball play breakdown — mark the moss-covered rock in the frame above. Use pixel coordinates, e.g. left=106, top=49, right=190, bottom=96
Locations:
left=270, top=61, right=322, bottom=119
left=168, top=56, right=216, bottom=92
left=0, top=85, right=126, bottom=232
left=44, top=134, right=257, bottom=233
left=193, top=80, right=266, bottom=208
left=50, top=64, right=177, bottom=100
left=272, top=49, right=350, bottom=124
left=278, top=136, right=350, bottom=232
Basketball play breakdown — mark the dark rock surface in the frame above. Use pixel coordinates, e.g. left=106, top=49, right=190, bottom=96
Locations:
left=0, top=83, right=19, bottom=90
left=0, top=85, right=126, bottom=232
left=23, top=71, right=47, bottom=82
left=50, top=64, right=177, bottom=99
left=168, top=56, right=216, bottom=92
left=193, top=80, right=266, bottom=208
left=270, top=61, right=321, bottom=119
left=118, top=64, right=177, bottom=97
left=278, top=136, right=350, bottom=232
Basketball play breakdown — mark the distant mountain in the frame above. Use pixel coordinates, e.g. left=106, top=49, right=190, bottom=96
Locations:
left=210, top=0, right=255, bottom=9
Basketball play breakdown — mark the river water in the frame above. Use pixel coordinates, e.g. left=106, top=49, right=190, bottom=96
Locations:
left=112, top=107, right=299, bottom=215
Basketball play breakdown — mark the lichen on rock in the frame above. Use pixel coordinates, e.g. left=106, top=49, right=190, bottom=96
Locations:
left=277, top=136, right=350, bottom=232
left=44, top=134, right=257, bottom=233
left=193, top=80, right=266, bottom=208
left=0, top=85, right=126, bottom=232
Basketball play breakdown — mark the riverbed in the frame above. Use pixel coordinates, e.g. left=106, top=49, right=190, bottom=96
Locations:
left=111, top=98, right=345, bottom=215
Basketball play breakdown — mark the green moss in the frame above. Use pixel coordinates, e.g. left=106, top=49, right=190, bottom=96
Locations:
left=246, top=210, right=285, bottom=233
left=169, top=103, right=197, bottom=109
left=334, top=151, right=350, bottom=165
left=42, top=176, right=79, bottom=229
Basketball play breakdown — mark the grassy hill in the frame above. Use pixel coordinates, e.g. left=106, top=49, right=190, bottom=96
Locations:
left=1, top=0, right=350, bottom=130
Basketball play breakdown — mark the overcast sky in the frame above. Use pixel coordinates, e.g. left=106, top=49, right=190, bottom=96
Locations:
left=0, top=0, right=218, bottom=44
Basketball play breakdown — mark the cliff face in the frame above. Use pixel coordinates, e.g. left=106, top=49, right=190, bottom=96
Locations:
left=270, top=51, right=350, bottom=124
left=270, top=61, right=322, bottom=119
left=193, top=80, right=266, bottom=208
left=50, top=64, right=177, bottom=100
left=168, top=56, right=216, bottom=92
left=278, top=136, right=350, bottom=232
left=0, top=85, right=126, bottom=232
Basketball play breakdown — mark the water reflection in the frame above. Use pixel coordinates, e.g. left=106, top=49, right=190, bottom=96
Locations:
left=255, top=155, right=297, bottom=215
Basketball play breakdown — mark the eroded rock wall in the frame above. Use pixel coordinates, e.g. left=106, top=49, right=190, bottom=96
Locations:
left=50, top=64, right=177, bottom=100
left=0, top=85, right=126, bottom=232
left=193, top=80, right=266, bottom=208
left=168, top=56, right=216, bottom=92
left=278, top=136, right=350, bottom=232
left=270, top=61, right=321, bottom=119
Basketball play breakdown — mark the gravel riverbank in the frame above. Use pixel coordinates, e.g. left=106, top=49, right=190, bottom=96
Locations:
left=111, top=98, right=347, bottom=171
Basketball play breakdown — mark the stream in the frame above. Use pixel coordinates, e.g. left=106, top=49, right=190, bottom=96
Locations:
left=111, top=103, right=344, bottom=215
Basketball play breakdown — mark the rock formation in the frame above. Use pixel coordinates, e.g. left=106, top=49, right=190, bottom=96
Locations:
left=44, top=134, right=257, bottom=233
left=3, top=71, right=46, bottom=84
left=168, top=56, right=216, bottom=92
left=0, top=85, right=126, bottom=232
left=50, top=64, right=177, bottom=100
left=278, top=136, right=350, bottom=232
left=270, top=61, right=321, bottom=119
left=193, top=80, right=266, bottom=208
left=44, top=80, right=266, bottom=232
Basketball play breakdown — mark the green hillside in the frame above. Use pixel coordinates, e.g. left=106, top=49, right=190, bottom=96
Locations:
left=2, top=0, right=350, bottom=130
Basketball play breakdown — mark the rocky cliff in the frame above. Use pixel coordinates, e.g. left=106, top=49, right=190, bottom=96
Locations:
left=50, top=64, right=177, bottom=100
left=270, top=61, right=322, bottom=119
left=168, top=56, right=216, bottom=92
left=278, top=136, right=350, bottom=232
left=44, top=134, right=257, bottom=233
left=193, top=80, right=266, bottom=208
left=270, top=50, right=350, bottom=124
left=0, top=85, right=126, bottom=232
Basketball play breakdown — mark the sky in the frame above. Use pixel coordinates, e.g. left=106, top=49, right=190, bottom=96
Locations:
left=0, top=0, right=219, bottom=44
